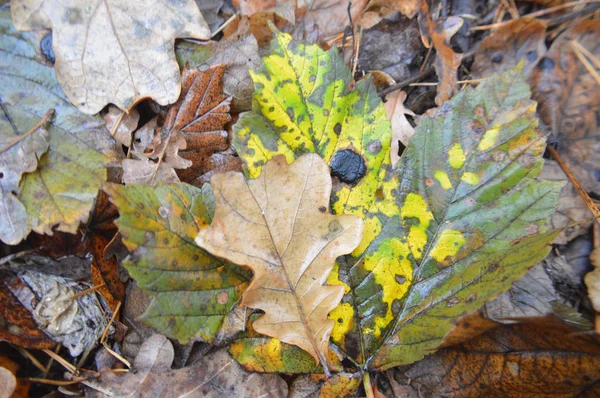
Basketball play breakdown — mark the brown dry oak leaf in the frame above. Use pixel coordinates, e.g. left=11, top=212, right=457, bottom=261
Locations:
left=83, top=334, right=287, bottom=397
left=418, top=2, right=463, bottom=106
left=532, top=20, right=600, bottom=193
left=384, top=89, right=416, bottom=165
left=169, top=65, right=241, bottom=186
left=10, top=0, right=210, bottom=114
left=195, top=154, right=363, bottom=375
left=399, top=316, right=600, bottom=397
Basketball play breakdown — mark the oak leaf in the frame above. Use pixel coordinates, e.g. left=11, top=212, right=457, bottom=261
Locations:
left=10, top=0, right=211, bottom=114
left=195, top=154, right=364, bottom=374
left=384, top=89, right=416, bottom=165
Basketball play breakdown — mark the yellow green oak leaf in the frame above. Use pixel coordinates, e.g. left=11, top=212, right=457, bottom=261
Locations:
left=232, top=30, right=560, bottom=374
left=105, top=183, right=250, bottom=343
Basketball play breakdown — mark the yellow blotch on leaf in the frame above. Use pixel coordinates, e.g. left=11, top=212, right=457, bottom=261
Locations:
left=434, top=171, right=452, bottom=189
left=363, top=238, right=413, bottom=337
left=408, top=225, right=428, bottom=260
left=461, top=172, right=479, bottom=185
left=327, top=263, right=351, bottom=295
left=254, top=338, right=285, bottom=370
left=448, top=143, right=466, bottom=169
left=328, top=302, right=355, bottom=345
left=478, top=127, right=499, bottom=151
left=430, top=229, right=466, bottom=263
left=401, top=193, right=434, bottom=228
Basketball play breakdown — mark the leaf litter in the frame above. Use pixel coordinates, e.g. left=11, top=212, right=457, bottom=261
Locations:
left=1, top=0, right=600, bottom=396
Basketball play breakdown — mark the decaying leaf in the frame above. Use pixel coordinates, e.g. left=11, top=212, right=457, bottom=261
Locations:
left=105, top=183, right=250, bottom=343
left=0, top=270, right=108, bottom=356
left=362, top=0, right=422, bottom=26
left=233, top=31, right=392, bottom=221
left=169, top=65, right=240, bottom=186
left=196, top=154, right=363, bottom=373
left=384, top=89, right=416, bottom=165
left=177, top=17, right=262, bottom=112
left=399, top=317, right=600, bottom=396
left=289, top=373, right=362, bottom=398
left=83, top=334, right=288, bottom=397
left=0, top=356, right=29, bottom=398
left=0, top=9, right=118, bottom=240
left=532, top=20, right=600, bottom=193
left=0, top=111, right=49, bottom=245
left=11, top=0, right=211, bottom=114
left=418, top=2, right=463, bottom=105
left=233, top=30, right=560, bottom=373
left=104, top=105, right=140, bottom=148
left=472, top=18, right=547, bottom=81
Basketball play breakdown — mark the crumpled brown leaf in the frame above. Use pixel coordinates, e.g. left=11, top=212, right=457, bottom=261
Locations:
left=196, top=154, right=363, bottom=374
left=532, top=20, right=600, bottom=193
left=103, top=106, right=140, bottom=148
left=418, top=2, right=463, bottom=105
left=11, top=0, right=211, bottom=114
left=361, top=0, right=422, bottom=28
left=398, top=317, right=600, bottom=396
left=0, top=113, right=49, bottom=245
left=472, top=17, right=547, bottom=81
left=83, top=334, right=288, bottom=397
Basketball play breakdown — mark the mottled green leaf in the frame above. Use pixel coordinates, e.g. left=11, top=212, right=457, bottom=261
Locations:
left=0, top=8, right=117, bottom=239
left=232, top=31, right=391, bottom=220
left=105, top=183, right=250, bottom=343
left=364, top=66, right=561, bottom=369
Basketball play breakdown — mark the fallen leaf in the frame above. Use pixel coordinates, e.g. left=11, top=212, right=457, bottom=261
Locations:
left=399, top=317, right=600, bottom=396
left=485, top=263, right=591, bottom=329
left=167, top=65, right=241, bottom=186
left=232, top=32, right=560, bottom=372
left=418, top=3, right=463, bottom=105
left=357, top=15, right=424, bottom=83
left=0, top=10, right=119, bottom=238
left=300, top=0, right=368, bottom=39
left=0, top=270, right=108, bottom=356
left=177, top=17, right=262, bottom=112
left=532, top=20, right=600, bottom=192
left=539, top=160, right=591, bottom=244
left=103, top=105, right=140, bottom=148
left=472, top=18, right=547, bottom=81
left=289, top=373, right=362, bottom=398
left=384, top=90, right=416, bottom=165
left=11, top=0, right=211, bottom=114
left=0, top=111, right=49, bottom=245
left=362, top=0, right=422, bottom=25
left=195, top=154, right=364, bottom=373
left=105, top=183, right=250, bottom=343
left=83, top=334, right=288, bottom=397
left=233, top=31, right=392, bottom=222
left=122, top=157, right=181, bottom=185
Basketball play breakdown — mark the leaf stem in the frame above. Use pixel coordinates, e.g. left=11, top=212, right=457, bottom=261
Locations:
left=0, top=109, right=54, bottom=154
left=363, top=372, right=374, bottom=398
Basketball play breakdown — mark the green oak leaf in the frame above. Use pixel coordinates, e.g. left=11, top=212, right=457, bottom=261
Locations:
left=105, top=183, right=250, bottom=343
left=0, top=7, right=118, bottom=242
left=232, top=30, right=560, bottom=373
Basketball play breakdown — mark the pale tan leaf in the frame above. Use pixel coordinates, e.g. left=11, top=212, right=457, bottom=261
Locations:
left=104, top=106, right=140, bottom=148
left=121, top=157, right=180, bottom=185
left=195, top=154, right=363, bottom=373
left=11, top=0, right=211, bottom=114
left=83, top=335, right=287, bottom=397
left=384, top=90, right=415, bottom=165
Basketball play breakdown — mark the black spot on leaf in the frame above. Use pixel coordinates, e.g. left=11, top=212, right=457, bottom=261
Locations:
left=538, top=57, right=555, bottom=71
left=330, top=149, right=366, bottom=185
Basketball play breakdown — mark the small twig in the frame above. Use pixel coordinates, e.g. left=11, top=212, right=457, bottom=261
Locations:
left=570, top=41, right=600, bottom=86
left=0, top=109, right=54, bottom=154
left=103, top=341, right=131, bottom=368
left=43, top=344, right=61, bottom=378
left=29, top=377, right=86, bottom=386
left=70, top=283, right=106, bottom=300
left=547, top=146, right=600, bottom=226
left=108, top=110, right=125, bottom=139
left=100, top=300, right=121, bottom=344
left=363, top=372, right=375, bottom=398
left=211, top=14, right=236, bottom=39
left=379, top=67, right=436, bottom=97
left=43, top=349, right=76, bottom=374
left=471, top=0, right=600, bottom=31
